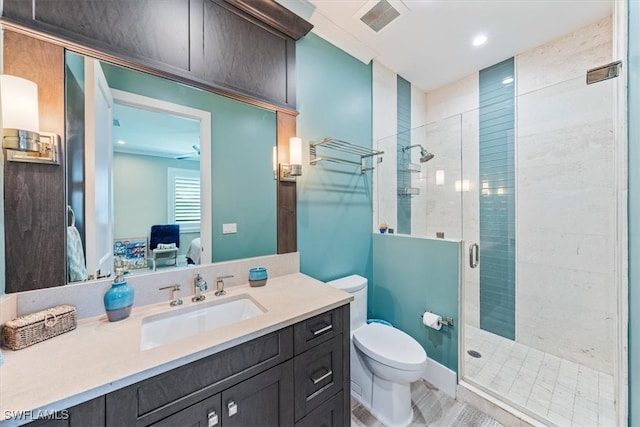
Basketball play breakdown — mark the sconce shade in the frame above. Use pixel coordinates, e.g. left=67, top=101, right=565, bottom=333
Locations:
left=1, top=75, right=41, bottom=152
left=289, top=137, right=302, bottom=176
left=290, top=137, right=302, bottom=165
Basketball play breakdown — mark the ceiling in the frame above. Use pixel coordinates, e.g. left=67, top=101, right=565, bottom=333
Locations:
left=277, top=0, right=613, bottom=91
left=112, top=103, right=201, bottom=160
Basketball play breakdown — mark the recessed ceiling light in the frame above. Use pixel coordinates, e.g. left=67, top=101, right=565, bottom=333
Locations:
left=117, top=140, right=126, bottom=145
left=502, top=77, right=514, bottom=85
left=472, top=34, right=487, bottom=47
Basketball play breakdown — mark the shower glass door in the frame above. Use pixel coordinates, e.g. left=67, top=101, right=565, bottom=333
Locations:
left=461, top=73, right=619, bottom=427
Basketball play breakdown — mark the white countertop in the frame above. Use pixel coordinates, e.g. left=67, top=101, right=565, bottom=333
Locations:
left=0, top=273, right=352, bottom=424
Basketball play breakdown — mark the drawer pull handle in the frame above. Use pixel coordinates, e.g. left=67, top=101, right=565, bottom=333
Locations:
left=311, top=369, right=333, bottom=385
left=312, top=324, right=333, bottom=336
left=208, top=411, right=219, bottom=426
left=227, top=401, right=238, bottom=417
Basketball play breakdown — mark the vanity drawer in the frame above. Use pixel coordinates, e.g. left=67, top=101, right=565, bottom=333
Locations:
left=294, top=391, right=344, bottom=427
left=106, top=327, right=293, bottom=426
left=293, top=335, right=343, bottom=421
left=294, top=307, right=344, bottom=354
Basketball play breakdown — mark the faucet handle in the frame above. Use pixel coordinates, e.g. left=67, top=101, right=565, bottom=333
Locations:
left=159, top=285, right=183, bottom=306
left=215, top=275, right=233, bottom=297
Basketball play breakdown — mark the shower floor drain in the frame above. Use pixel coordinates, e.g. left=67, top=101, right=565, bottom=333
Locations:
left=467, top=350, right=482, bottom=358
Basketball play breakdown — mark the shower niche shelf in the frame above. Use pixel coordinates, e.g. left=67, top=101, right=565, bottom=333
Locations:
left=309, top=137, right=384, bottom=173
left=404, top=163, right=421, bottom=173
left=399, top=187, right=420, bottom=196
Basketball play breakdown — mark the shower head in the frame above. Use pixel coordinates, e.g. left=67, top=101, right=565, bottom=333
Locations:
left=403, top=144, right=435, bottom=163
left=419, top=147, right=435, bottom=163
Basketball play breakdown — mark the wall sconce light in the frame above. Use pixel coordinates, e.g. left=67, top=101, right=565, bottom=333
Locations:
left=1, top=75, right=60, bottom=165
left=279, top=137, right=302, bottom=182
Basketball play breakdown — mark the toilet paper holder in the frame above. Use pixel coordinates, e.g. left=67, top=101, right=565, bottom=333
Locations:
left=420, top=311, right=454, bottom=327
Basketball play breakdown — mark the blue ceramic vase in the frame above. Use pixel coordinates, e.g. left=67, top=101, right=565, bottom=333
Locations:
left=249, top=267, right=268, bottom=287
left=104, top=274, right=134, bottom=322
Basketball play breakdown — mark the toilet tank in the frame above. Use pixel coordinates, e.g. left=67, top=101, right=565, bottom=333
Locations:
left=326, top=275, right=367, bottom=332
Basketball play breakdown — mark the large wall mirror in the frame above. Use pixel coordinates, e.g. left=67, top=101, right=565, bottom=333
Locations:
left=63, top=51, right=277, bottom=284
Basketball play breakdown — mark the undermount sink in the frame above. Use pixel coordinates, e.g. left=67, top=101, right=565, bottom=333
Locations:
left=140, top=295, right=266, bottom=350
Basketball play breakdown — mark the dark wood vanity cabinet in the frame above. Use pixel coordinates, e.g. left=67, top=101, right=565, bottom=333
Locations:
left=28, top=304, right=350, bottom=427
left=24, top=397, right=105, bottom=427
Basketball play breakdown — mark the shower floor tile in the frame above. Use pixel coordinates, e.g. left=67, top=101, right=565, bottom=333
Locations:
left=464, top=325, right=616, bottom=427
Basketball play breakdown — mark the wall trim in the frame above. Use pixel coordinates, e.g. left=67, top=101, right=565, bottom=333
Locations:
left=422, top=357, right=457, bottom=398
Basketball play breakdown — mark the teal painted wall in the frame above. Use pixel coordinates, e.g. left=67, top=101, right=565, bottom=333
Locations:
left=371, top=234, right=460, bottom=372
left=295, top=33, right=374, bottom=286
left=99, top=59, right=277, bottom=263
left=629, top=0, right=639, bottom=423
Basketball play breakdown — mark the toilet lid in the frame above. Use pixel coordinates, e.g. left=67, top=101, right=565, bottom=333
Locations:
left=353, top=323, right=427, bottom=371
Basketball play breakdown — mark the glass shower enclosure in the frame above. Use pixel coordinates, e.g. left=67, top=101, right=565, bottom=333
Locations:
left=374, top=71, right=622, bottom=426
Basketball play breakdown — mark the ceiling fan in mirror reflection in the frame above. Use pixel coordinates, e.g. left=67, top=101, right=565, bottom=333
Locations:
left=175, top=144, right=200, bottom=160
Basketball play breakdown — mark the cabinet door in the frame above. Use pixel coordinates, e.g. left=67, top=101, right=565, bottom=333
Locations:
left=293, top=335, right=343, bottom=421
left=221, top=360, right=294, bottom=427
left=151, top=394, right=221, bottom=427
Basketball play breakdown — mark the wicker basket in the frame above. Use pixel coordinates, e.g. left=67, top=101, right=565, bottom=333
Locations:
left=2, top=305, right=77, bottom=350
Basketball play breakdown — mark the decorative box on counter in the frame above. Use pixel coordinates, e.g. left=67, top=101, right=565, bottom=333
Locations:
left=1, top=305, right=77, bottom=350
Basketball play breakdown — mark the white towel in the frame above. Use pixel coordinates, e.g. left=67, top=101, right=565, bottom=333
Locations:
left=185, top=237, right=202, bottom=264
left=157, top=243, right=177, bottom=249
left=67, top=225, right=88, bottom=282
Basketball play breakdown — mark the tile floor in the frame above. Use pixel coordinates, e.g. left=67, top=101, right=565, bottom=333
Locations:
left=351, top=379, right=503, bottom=427
left=464, top=325, right=616, bottom=427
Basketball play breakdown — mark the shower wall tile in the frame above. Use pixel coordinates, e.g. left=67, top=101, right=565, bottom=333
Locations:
left=516, top=20, right=615, bottom=373
left=516, top=261, right=614, bottom=374
left=516, top=16, right=612, bottom=95
left=426, top=73, right=479, bottom=124
left=462, top=109, right=480, bottom=328
left=411, top=85, right=428, bottom=128
left=410, top=86, right=429, bottom=236
left=410, top=118, right=463, bottom=240
left=372, top=61, right=398, bottom=231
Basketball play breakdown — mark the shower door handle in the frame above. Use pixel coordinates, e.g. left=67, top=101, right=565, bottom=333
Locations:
left=469, top=243, right=479, bottom=268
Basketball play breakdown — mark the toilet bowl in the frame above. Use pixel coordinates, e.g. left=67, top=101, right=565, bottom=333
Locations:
left=327, top=275, right=427, bottom=427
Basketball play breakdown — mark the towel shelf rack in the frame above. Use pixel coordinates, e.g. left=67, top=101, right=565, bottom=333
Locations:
left=309, top=137, right=383, bottom=173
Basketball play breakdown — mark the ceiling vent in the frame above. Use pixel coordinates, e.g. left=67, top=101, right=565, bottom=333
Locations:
left=360, top=0, right=401, bottom=32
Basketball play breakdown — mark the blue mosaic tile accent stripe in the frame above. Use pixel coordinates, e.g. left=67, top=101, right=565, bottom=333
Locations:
left=397, top=75, right=412, bottom=234
left=478, top=58, right=516, bottom=340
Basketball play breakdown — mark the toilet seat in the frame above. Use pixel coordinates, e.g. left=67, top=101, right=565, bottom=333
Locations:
left=353, top=323, right=427, bottom=372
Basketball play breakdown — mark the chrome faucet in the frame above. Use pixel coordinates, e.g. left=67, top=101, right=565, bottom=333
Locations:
left=215, top=275, right=234, bottom=296
left=193, top=273, right=208, bottom=302
left=159, top=285, right=183, bottom=306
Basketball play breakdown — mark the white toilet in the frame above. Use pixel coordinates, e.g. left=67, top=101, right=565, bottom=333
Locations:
left=327, top=275, right=427, bottom=427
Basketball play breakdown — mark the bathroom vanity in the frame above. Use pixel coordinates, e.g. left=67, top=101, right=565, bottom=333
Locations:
left=0, top=274, right=351, bottom=427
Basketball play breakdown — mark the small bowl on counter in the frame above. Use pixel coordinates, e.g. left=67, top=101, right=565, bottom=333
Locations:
left=248, top=267, right=268, bottom=287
